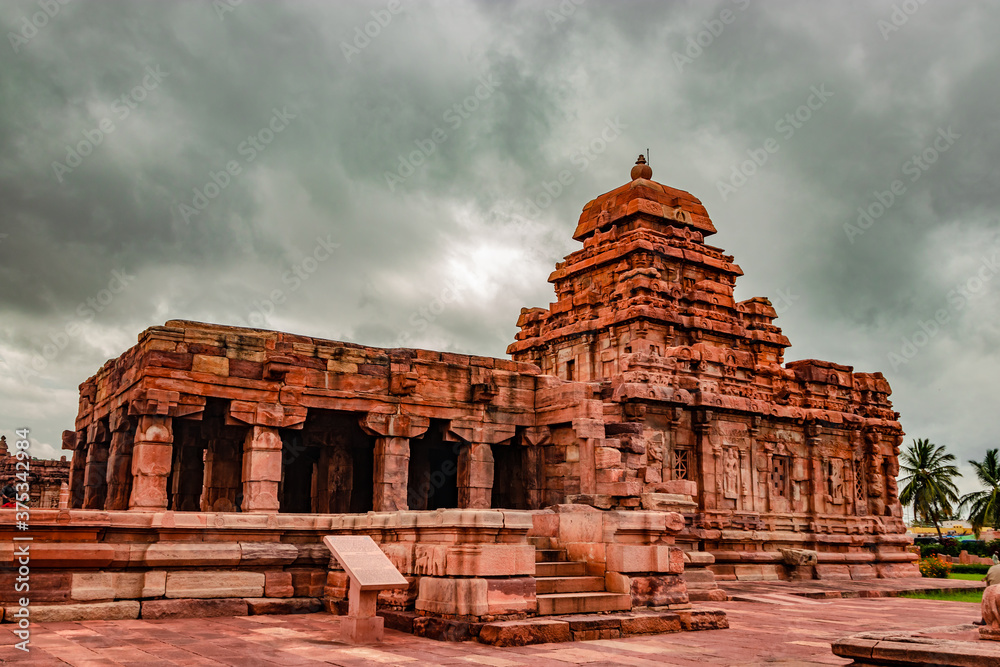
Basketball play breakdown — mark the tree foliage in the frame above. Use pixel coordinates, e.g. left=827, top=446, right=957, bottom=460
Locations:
left=899, top=438, right=961, bottom=539
left=959, top=448, right=1000, bottom=537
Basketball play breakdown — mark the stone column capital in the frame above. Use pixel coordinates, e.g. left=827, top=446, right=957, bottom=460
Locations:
left=444, top=420, right=516, bottom=445
left=359, top=411, right=429, bottom=439
left=227, top=401, right=307, bottom=429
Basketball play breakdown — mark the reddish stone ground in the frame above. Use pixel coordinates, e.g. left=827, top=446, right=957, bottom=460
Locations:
left=0, top=596, right=984, bottom=666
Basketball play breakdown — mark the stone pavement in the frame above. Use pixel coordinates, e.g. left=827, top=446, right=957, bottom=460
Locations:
left=720, top=576, right=985, bottom=601
left=0, top=597, right=984, bottom=666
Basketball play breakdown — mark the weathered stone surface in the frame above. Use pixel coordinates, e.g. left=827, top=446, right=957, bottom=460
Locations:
left=378, top=609, right=417, bottom=634
left=780, top=548, right=818, bottom=566
left=239, top=542, right=299, bottom=566
left=676, top=608, right=729, bottom=631
left=412, top=616, right=480, bottom=642
left=68, top=572, right=159, bottom=601
left=141, top=598, right=248, bottom=619
left=143, top=542, right=241, bottom=568
left=607, top=545, right=684, bottom=574
left=263, top=571, right=294, bottom=598
left=0, top=572, right=71, bottom=603
left=815, top=564, right=853, bottom=581
left=630, top=575, right=689, bottom=607
left=245, top=597, right=322, bottom=615
left=30, top=601, right=140, bottom=622
left=287, top=568, right=325, bottom=598
left=478, top=619, right=571, bottom=646
left=486, top=577, right=536, bottom=614
left=164, top=571, right=264, bottom=598
left=142, top=571, right=167, bottom=598
left=620, top=611, right=682, bottom=635
left=416, top=577, right=488, bottom=616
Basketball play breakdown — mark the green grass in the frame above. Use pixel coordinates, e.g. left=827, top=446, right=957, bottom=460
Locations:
left=899, top=574, right=984, bottom=603
left=900, top=589, right=983, bottom=603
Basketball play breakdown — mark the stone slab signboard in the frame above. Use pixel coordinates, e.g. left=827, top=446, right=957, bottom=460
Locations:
left=323, top=536, right=408, bottom=592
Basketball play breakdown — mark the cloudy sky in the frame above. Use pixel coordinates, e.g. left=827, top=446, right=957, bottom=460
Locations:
left=1, top=0, right=998, bottom=500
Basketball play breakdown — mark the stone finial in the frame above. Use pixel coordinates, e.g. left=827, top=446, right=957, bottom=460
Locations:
left=630, top=154, right=652, bottom=181
left=0, top=435, right=7, bottom=456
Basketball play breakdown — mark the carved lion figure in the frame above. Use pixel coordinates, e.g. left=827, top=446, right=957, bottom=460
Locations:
left=984, top=585, right=1000, bottom=629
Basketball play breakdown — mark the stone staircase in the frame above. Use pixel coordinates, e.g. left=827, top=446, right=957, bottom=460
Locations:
left=532, top=539, right=632, bottom=615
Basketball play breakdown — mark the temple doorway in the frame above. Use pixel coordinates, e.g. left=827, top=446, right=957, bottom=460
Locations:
left=407, top=422, right=458, bottom=510
left=491, top=441, right=530, bottom=509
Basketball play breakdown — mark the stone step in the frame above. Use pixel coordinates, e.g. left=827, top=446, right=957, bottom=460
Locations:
left=535, top=549, right=567, bottom=563
left=535, top=561, right=587, bottom=577
left=536, top=576, right=606, bottom=595
left=527, top=536, right=554, bottom=549
left=536, top=591, right=632, bottom=616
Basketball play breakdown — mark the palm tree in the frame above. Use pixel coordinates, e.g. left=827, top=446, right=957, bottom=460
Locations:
left=959, top=449, right=1000, bottom=538
left=898, top=438, right=961, bottom=540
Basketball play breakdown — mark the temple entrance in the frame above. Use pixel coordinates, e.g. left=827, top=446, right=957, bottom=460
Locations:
left=407, top=422, right=458, bottom=510
left=169, top=419, right=205, bottom=511
left=281, top=409, right=376, bottom=514
left=168, top=418, right=206, bottom=512
left=347, top=439, right=374, bottom=513
left=491, top=441, right=529, bottom=509
left=280, top=430, right=319, bottom=513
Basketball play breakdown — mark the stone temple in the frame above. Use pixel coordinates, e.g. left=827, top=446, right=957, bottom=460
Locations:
left=1, top=157, right=916, bottom=642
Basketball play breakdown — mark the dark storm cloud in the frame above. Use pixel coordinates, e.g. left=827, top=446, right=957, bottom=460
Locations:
left=1, top=0, right=998, bottom=497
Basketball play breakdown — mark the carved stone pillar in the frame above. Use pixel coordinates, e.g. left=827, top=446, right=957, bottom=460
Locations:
left=748, top=416, right=761, bottom=513
left=82, top=422, right=110, bottom=510
left=693, top=410, right=714, bottom=510
left=67, top=433, right=87, bottom=509
left=104, top=411, right=135, bottom=511
left=128, top=414, right=174, bottom=511
left=225, top=400, right=307, bottom=513
left=241, top=426, right=282, bottom=513
left=457, top=443, right=495, bottom=509
left=360, top=412, right=429, bottom=512
left=448, top=421, right=516, bottom=510
left=373, top=436, right=410, bottom=511
left=573, top=418, right=605, bottom=497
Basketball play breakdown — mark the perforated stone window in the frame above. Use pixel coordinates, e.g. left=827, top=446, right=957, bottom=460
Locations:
left=770, top=456, right=789, bottom=498
left=672, top=448, right=692, bottom=480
